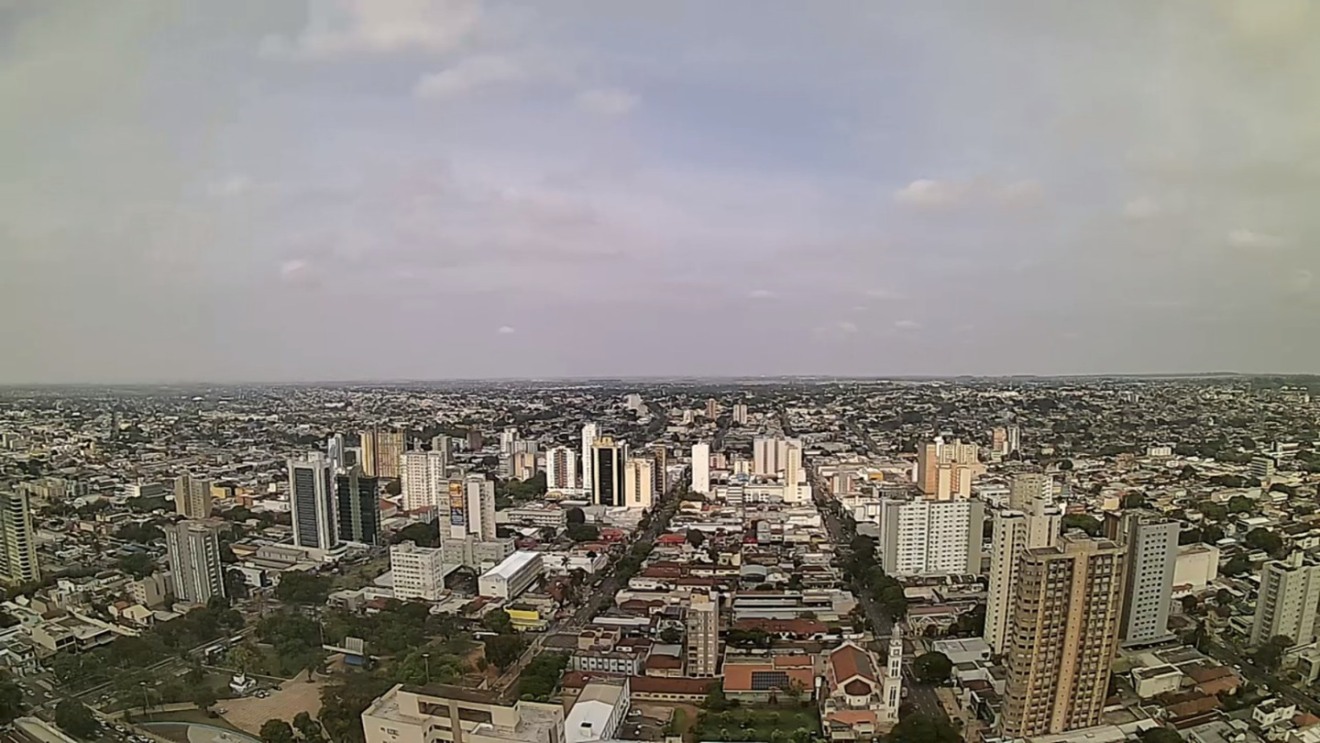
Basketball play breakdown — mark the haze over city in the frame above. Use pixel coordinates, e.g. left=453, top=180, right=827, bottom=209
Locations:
left=3, top=0, right=1318, bottom=383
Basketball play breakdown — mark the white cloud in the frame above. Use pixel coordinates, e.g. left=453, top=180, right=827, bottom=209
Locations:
left=894, top=178, right=1043, bottom=210
left=264, top=0, right=482, bottom=58
left=995, top=179, right=1044, bottom=207
left=747, top=288, right=775, bottom=299
left=1123, top=197, right=1161, bottom=220
left=893, top=179, right=968, bottom=209
left=414, top=55, right=527, bottom=100
left=208, top=175, right=252, bottom=198
left=575, top=88, right=639, bottom=117
left=863, top=287, right=903, bottom=301
left=497, top=325, right=516, bottom=334
left=893, top=319, right=920, bottom=330
left=1227, top=229, right=1285, bottom=250
left=278, top=259, right=311, bottom=283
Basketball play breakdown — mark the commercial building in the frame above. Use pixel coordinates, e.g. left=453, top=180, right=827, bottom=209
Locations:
left=1001, top=535, right=1126, bottom=738
left=0, top=491, right=40, bottom=584
left=546, top=447, right=578, bottom=491
left=692, top=443, right=711, bottom=495
left=877, top=497, right=984, bottom=577
left=623, top=457, right=654, bottom=510
left=173, top=475, right=212, bottom=519
left=685, top=591, right=719, bottom=677
left=581, top=423, right=599, bottom=492
left=479, top=551, right=544, bottom=601
left=1251, top=552, right=1320, bottom=648
left=591, top=437, right=625, bottom=507
left=361, top=427, right=406, bottom=479
left=288, top=454, right=338, bottom=554
left=564, top=678, right=630, bottom=743
left=390, top=541, right=448, bottom=602
left=1112, top=511, right=1178, bottom=646
left=336, top=467, right=381, bottom=545
left=984, top=498, right=1062, bottom=654
left=165, top=520, right=225, bottom=605
left=361, top=684, right=565, bottom=743
left=400, top=450, right=449, bottom=513
left=505, top=505, right=568, bottom=530
left=440, top=476, right=496, bottom=543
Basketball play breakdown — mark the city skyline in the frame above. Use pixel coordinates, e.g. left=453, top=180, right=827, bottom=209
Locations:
left=3, top=1, right=1319, bottom=384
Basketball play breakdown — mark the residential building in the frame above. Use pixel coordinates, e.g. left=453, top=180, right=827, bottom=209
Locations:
left=336, top=467, right=381, bottom=545
left=0, top=491, right=39, bottom=584
left=692, top=443, right=711, bottom=495
left=652, top=445, right=668, bottom=495
left=1250, top=456, right=1277, bottom=480
left=581, top=423, right=599, bottom=492
left=401, top=450, right=449, bottom=513
left=361, top=427, right=406, bottom=479
left=1112, top=511, right=1178, bottom=646
left=623, top=457, right=654, bottom=510
left=361, top=683, right=565, bottom=743
left=390, top=541, right=448, bottom=602
left=1008, top=473, right=1054, bottom=510
left=546, top=446, right=578, bottom=491
left=440, top=475, right=497, bottom=543
left=479, top=551, right=544, bottom=601
left=685, top=591, right=719, bottom=677
left=877, top=497, right=984, bottom=576
left=173, top=475, right=212, bottom=519
left=288, top=454, right=338, bottom=553
left=165, top=520, right=225, bottom=606
left=129, top=572, right=171, bottom=608
left=1001, top=535, right=1125, bottom=738
left=984, top=498, right=1062, bottom=654
left=916, top=437, right=982, bottom=500
left=732, top=403, right=749, bottom=425
left=753, top=437, right=792, bottom=477
left=591, top=437, right=625, bottom=507
left=1251, top=552, right=1320, bottom=647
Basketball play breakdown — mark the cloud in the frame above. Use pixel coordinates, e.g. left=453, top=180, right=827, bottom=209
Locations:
left=1227, top=229, right=1285, bottom=250
left=208, top=175, right=253, bottom=198
left=995, top=179, right=1044, bottom=207
left=278, top=259, right=316, bottom=286
left=414, top=55, right=527, bottom=100
left=863, top=288, right=903, bottom=301
left=263, top=0, right=482, bottom=58
left=747, top=288, right=775, bottom=299
left=893, top=179, right=969, bottom=209
left=893, top=178, right=1043, bottom=210
left=575, top=88, right=639, bottom=116
left=496, top=325, right=516, bottom=334
left=893, top=319, right=921, bottom=330
left=1285, top=268, right=1314, bottom=294
left=1123, top=197, right=1161, bottom=220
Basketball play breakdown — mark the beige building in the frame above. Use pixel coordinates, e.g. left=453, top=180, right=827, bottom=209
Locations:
left=1002, top=535, right=1125, bottom=738
left=0, top=491, right=40, bottom=584
left=915, top=437, right=982, bottom=500
left=361, top=428, right=406, bottom=479
left=1008, top=473, right=1053, bottom=510
left=984, top=497, right=1062, bottom=654
left=685, top=591, right=719, bottom=677
left=623, top=458, right=654, bottom=511
left=173, top=475, right=213, bottom=519
left=1251, top=552, right=1320, bottom=648
left=361, top=684, right=564, bottom=743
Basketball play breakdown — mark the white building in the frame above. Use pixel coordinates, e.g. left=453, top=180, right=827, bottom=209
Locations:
left=1117, top=512, right=1178, bottom=647
left=288, top=454, right=338, bottom=555
left=165, top=520, right=224, bottom=605
left=984, top=498, right=1062, bottom=654
left=1008, top=473, right=1053, bottom=510
left=623, top=458, right=654, bottom=510
left=565, top=679, right=630, bottom=743
left=440, top=476, right=496, bottom=543
left=877, top=497, right=985, bottom=577
left=1251, top=552, right=1320, bottom=647
left=390, top=541, right=448, bottom=602
left=580, top=423, right=599, bottom=492
left=546, top=446, right=578, bottom=492
left=1173, top=544, right=1220, bottom=595
left=400, top=450, right=449, bottom=513
left=479, top=551, right=544, bottom=601
left=753, top=437, right=792, bottom=477
left=362, top=684, right=564, bottom=743
left=691, top=442, right=711, bottom=495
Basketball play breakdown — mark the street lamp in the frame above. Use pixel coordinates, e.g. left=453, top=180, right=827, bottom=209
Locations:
left=422, top=653, right=431, bottom=684
left=139, top=682, right=150, bottom=715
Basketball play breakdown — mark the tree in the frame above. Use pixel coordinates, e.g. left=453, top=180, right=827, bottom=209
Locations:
left=481, top=610, right=515, bottom=635
left=1222, top=554, right=1253, bottom=577
left=1228, top=495, right=1257, bottom=514
left=115, top=523, right=165, bottom=544
left=885, top=713, right=959, bottom=743
left=55, top=700, right=99, bottom=740
left=1245, top=528, right=1285, bottom=557
left=294, top=712, right=327, bottom=743
left=566, top=523, right=600, bottom=542
left=260, top=719, right=297, bottom=743
left=1058, top=459, right=1074, bottom=471
left=703, top=682, right=733, bottom=712
left=659, top=627, right=683, bottom=644
left=118, top=552, right=157, bottom=579
left=1197, top=502, right=1228, bottom=522
left=484, top=634, right=526, bottom=670
left=384, top=480, right=402, bottom=496
left=0, top=674, right=24, bottom=725
left=1216, top=588, right=1234, bottom=607
left=1202, top=524, right=1226, bottom=543
left=1180, top=595, right=1200, bottom=615
left=1179, top=528, right=1203, bottom=546
left=1122, top=492, right=1146, bottom=509
left=1253, top=635, right=1293, bottom=671
left=912, top=652, right=953, bottom=685
left=274, top=572, right=333, bottom=605
left=1139, top=728, right=1184, bottom=743
left=566, top=508, right=586, bottom=525
left=193, top=684, right=218, bottom=712
left=1061, top=514, right=1102, bottom=537
left=686, top=530, right=706, bottom=548
left=320, top=674, right=393, bottom=743
left=391, top=521, right=440, bottom=548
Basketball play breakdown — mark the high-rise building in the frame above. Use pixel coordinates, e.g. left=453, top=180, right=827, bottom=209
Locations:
left=336, top=467, right=381, bottom=545
left=591, top=437, right=625, bottom=507
left=686, top=591, right=719, bottom=677
left=580, top=423, right=599, bottom=492
left=467, top=429, right=484, bottom=452
left=623, top=457, right=654, bottom=510
left=877, top=497, right=984, bottom=576
left=915, top=437, right=982, bottom=500
left=165, top=520, right=224, bottom=605
left=0, top=491, right=40, bottom=584
left=511, top=450, right=537, bottom=481
left=389, top=541, right=448, bottom=602
left=1002, top=535, right=1125, bottom=738
left=440, top=475, right=497, bottom=543
left=984, top=499, right=1062, bottom=654
left=691, top=443, right=711, bottom=494
left=1009, top=473, right=1054, bottom=510
left=784, top=443, right=805, bottom=503
left=500, top=427, right=519, bottom=455
left=173, top=475, right=213, bottom=519
left=705, top=399, right=719, bottom=419
left=400, top=450, right=449, bottom=513
left=288, top=454, right=338, bottom=553
left=545, top=446, right=578, bottom=491
left=430, top=434, right=452, bottom=460
left=753, top=436, right=793, bottom=477
left=652, top=445, right=668, bottom=495
left=327, top=433, right=346, bottom=474
left=1112, top=511, right=1178, bottom=647
left=361, top=428, right=406, bottom=479
left=731, top=404, right=749, bottom=426
left=1006, top=425, right=1022, bottom=454
left=1251, top=552, right=1320, bottom=647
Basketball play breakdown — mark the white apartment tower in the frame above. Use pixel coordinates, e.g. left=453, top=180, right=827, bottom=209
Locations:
left=691, top=442, right=711, bottom=495
left=400, top=450, right=449, bottom=513
left=753, top=436, right=794, bottom=477
left=390, top=542, right=447, bottom=601
left=545, top=446, right=578, bottom=491
left=1115, top=511, right=1179, bottom=646
left=686, top=592, right=719, bottom=677
left=984, top=498, right=1062, bottom=654
left=1251, top=552, right=1320, bottom=647
left=165, top=520, right=225, bottom=605
left=288, top=454, right=338, bottom=553
left=580, top=423, right=600, bottom=492
left=439, top=476, right=497, bottom=543
left=0, top=491, right=40, bottom=584
left=623, top=458, right=655, bottom=510
left=1009, top=473, right=1054, bottom=510
left=173, top=475, right=213, bottom=519
left=877, top=497, right=985, bottom=576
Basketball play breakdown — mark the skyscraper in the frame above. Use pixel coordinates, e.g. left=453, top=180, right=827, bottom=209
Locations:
left=877, top=497, right=985, bottom=576
left=580, top=423, right=599, bottom=492
left=440, top=475, right=497, bottom=543
left=591, top=437, right=625, bottom=507
left=686, top=591, right=719, bottom=676
left=0, top=491, right=40, bottom=584
left=915, top=437, right=982, bottom=500
left=984, top=498, right=1062, bottom=654
left=173, top=474, right=213, bottom=519
left=430, top=434, right=452, bottom=461
left=327, top=433, right=346, bottom=474
left=165, top=520, right=224, bottom=605
left=336, top=467, right=381, bottom=545
left=752, top=436, right=791, bottom=477
left=652, top=445, right=668, bottom=496
left=1009, top=473, right=1054, bottom=510
left=731, top=403, right=749, bottom=426
left=400, top=450, right=449, bottom=513
left=623, top=457, right=654, bottom=510
left=360, top=428, right=406, bottom=479
left=288, top=454, right=338, bottom=553
left=545, top=446, right=578, bottom=491
left=1113, top=511, right=1178, bottom=647
left=691, top=442, right=711, bottom=494
left=1002, top=535, right=1125, bottom=738
left=1251, top=552, right=1320, bottom=648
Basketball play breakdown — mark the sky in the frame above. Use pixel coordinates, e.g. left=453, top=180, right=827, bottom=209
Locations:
left=2, top=0, right=1319, bottom=383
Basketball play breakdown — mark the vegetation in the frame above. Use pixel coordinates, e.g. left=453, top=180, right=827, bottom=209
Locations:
left=118, top=552, right=157, bottom=578
left=846, top=535, right=907, bottom=620
left=1138, top=728, right=1183, bottom=743
left=55, top=700, right=100, bottom=740
left=566, top=523, right=600, bottom=542
left=695, top=701, right=819, bottom=743
left=115, top=522, right=165, bottom=544
left=517, top=652, right=569, bottom=700
left=1060, top=513, right=1102, bottom=537
left=1222, top=554, right=1253, bottom=577
left=912, top=652, right=953, bottom=684
left=686, top=529, right=706, bottom=547
left=1253, top=635, right=1293, bottom=671
left=1244, top=528, right=1285, bottom=557
left=392, top=521, right=440, bottom=548
left=0, top=674, right=24, bottom=726
left=260, top=719, right=297, bottom=743
left=320, top=674, right=395, bottom=743
left=274, top=572, right=333, bottom=605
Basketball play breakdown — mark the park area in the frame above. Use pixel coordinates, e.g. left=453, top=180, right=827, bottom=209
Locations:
left=693, top=703, right=820, bottom=743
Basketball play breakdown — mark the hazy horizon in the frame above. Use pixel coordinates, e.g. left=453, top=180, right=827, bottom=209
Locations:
left=3, top=1, right=1319, bottom=384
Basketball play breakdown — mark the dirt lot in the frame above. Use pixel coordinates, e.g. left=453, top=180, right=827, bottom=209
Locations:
left=219, top=672, right=326, bottom=735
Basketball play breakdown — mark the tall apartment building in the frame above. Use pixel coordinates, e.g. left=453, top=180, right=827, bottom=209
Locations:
left=1002, top=535, right=1125, bottom=738
left=288, top=454, right=338, bottom=553
left=984, top=499, right=1062, bottom=654
left=173, top=475, right=213, bottom=519
left=545, top=446, right=578, bottom=491
left=705, top=398, right=719, bottom=419
left=1009, top=473, right=1054, bottom=510
left=691, top=442, right=711, bottom=494
left=0, top=491, right=40, bottom=584
left=360, top=428, right=405, bottom=479
left=440, top=476, right=496, bottom=543
left=623, top=457, right=654, bottom=510
left=877, top=497, right=985, bottom=577
left=389, top=541, right=448, bottom=601
left=165, top=520, right=225, bottom=605
left=580, top=423, right=600, bottom=493
left=915, top=437, right=982, bottom=500
left=1251, top=552, right=1320, bottom=647
left=336, top=467, right=381, bottom=545
left=500, top=427, right=519, bottom=455
left=753, top=437, right=792, bottom=477
left=652, top=445, right=668, bottom=495
left=591, top=437, right=626, bottom=507
left=686, top=592, right=719, bottom=677
left=731, top=403, right=749, bottom=425
left=1112, top=511, right=1178, bottom=647
left=430, top=434, right=452, bottom=460
left=327, top=433, right=346, bottom=474
left=400, top=450, right=449, bottom=513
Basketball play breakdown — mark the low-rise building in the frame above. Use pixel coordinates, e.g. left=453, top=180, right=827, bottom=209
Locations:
left=479, top=551, right=544, bottom=601
left=564, top=678, right=630, bottom=743
left=361, top=684, right=565, bottom=743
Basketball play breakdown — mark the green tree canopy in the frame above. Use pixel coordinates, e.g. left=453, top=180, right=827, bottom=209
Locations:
left=885, top=714, right=959, bottom=743
left=274, top=572, right=333, bottom=605
left=912, top=652, right=953, bottom=684
left=55, top=700, right=99, bottom=740
left=260, top=719, right=297, bottom=743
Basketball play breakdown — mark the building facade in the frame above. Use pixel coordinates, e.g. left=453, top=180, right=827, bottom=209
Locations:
left=685, top=591, right=719, bottom=677
left=479, top=551, right=544, bottom=601
left=691, top=443, right=711, bottom=495
left=288, top=454, right=338, bottom=553
left=336, top=467, right=381, bottom=545
left=1114, top=511, right=1178, bottom=646
left=878, top=497, right=985, bottom=577
left=591, top=437, right=625, bottom=507
left=173, top=475, right=213, bottom=519
left=401, top=450, right=449, bottom=513
left=390, top=541, right=447, bottom=602
left=580, top=423, right=599, bottom=493
left=546, top=446, right=578, bottom=491
left=0, top=491, right=39, bottom=584
left=984, top=498, right=1062, bottom=654
left=361, top=427, right=406, bottom=479
left=361, top=684, right=565, bottom=743
left=165, top=520, right=225, bottom=605
left=623, top=457, right=654, bottom=510
left=1251, top=551, right=1320, bottom=647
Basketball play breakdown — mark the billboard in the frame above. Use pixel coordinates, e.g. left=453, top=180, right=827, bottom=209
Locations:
left=448, top=480, right=466, bottom=527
